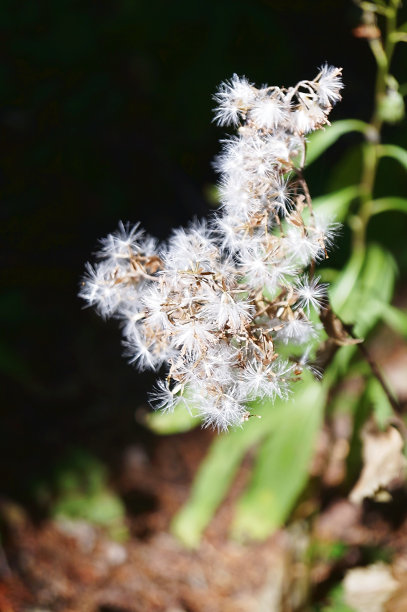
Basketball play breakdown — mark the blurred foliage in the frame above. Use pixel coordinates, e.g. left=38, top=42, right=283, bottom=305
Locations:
left=171, top=380, right=325, bottom=546
left=145, top=402, right=200, bottom=435
left=318, top=585, right=356, bottom=612
left=34, top=448, right=128, bottom=540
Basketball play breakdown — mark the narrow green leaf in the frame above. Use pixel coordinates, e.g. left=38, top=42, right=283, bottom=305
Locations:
left=53, top=490, right=126, bottom=526
left=375, top=302, right=407, bottom=337
left=327, top=244, right=396, bottom=378
left=330, top=244, right=396, bottom=336
left=368, top=377, right=394, bottom=430
left=346, top=387, right=371, bottom=488
left=327, top=144, right=363, bottom=192
left=318, top=268, right=340, bottom=283
left=328, top=344, right=360, bottom=382
left=313, top=185, right=360, bottom=222
left=351, top=244, right=396, bottom=337
left=390, top=31, right=407, bottom=42
left=372, top=196, right=407, bottom=215
left=171, top=402, right=282, bottom=547
left=145, top=402, right=201, bottom=435
left=306, top=120, right=369, bottom=166
left=377, top=144, right=407, bottom=171
left=231, top=377, right=325, bottom=541
left=329, top=249, right=365, bottom=315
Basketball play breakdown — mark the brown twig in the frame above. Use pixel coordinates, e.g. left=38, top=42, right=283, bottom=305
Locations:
left=318, top=304, right=402, bottom=416
left=352, top=331, right=402, bottom=416
left=340, top=317, right=402, bottom=416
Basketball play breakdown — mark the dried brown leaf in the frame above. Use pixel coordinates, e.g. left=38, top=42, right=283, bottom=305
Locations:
left=350, top=425, right=407, bottom=504
left=343, top=563, right=398, bottom=612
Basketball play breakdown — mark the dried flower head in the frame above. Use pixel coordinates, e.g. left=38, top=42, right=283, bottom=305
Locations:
left=80, top=66, right=343, bottom=431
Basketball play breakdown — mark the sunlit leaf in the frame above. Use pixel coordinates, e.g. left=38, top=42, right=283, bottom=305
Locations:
left=377, top=302, right=407, bottom=338
left=171, top=399, right=291, bottom=547
left=306, top=120, right=369, bottom=166
left=319, top=268, right=340, bottom=283
left=43, top=449, right=128, bottom=539
left=53, top=489, right=126, bottom=527
left=327, top=145, right=363, bottom=192
left=372, top=197, right=407, bottom=215
left=328, top=245, right=396, bottom=378
left=346, top=386, right=371, bottom=486
left=329, top=249, right=365, bottom=316
left=313, top=185, right=360, bottom=222
left=367, top=377, right=394, bottom=430
left=351, top=244, right=396, bottom=337
left=145, top=401, right=201, bottom=435
left=389, top=31, right=407, bottom=42
left=330, top=244, right=396, bottom=336
left=231, top=376, right=325, bottom=541
left=377, top=144, right=407, bottom=171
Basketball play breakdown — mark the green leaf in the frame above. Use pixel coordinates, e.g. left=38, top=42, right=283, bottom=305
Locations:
left=46, top=448, right=128, bottom=539
left=327, top=245, right=396, bottom=378
left=327, top=145, right=363, bottom=192
left=327, top=380, right=364, bottom=418
left=313, top=185, right=360, bottom=222
left=320, top=584, right=357, bottom=612
left=329, top=249, right=365, bottom=316
left=358, top=244, right=395, bottom=299
left=330, top=244, right=396, bottom=336
left=351, top=244, right=396, bottom=337
left=231, top=377, right=325, bottom=541
left=389, top=31, right=407, bottom=43
left=372, top=196, right=407, bottom=215
left=145, top=401, right=201, bottom=435
left=367, top=377, right=394, bottom=430
left=375, top=302, right=407, bottom=337
left=171, top=400, right=288, bottom=547
left=53, top=489, right=126, bottom=527
left=377, top=144, right=407, bottom=171
left=306, top=120, right=369, bottom=166
left=318, top=268, right=340, bottom=283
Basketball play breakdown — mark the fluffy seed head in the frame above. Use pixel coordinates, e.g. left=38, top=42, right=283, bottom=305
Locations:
left=80, top=66, right=343, bottom=430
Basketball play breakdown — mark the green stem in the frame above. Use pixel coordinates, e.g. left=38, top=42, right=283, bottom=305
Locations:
left=352, top=0, right=401, bottom=252
left=353, top=143, right=378, bottom=252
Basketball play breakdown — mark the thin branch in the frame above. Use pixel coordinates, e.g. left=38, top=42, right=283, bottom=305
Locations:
left=342, top=320, right=402, bottom=415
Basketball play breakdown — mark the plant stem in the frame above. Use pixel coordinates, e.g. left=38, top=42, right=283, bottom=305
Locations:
left=343, top=322, right=402, bottom=413
left=338, top=0, right=405, bottom=420
left=352, top=0, right=401, bottom=252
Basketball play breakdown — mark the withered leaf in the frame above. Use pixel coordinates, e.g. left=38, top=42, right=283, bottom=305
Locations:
left=343, top=563, right=398, bottom=612
left=350, top=424, right=407, bottom=505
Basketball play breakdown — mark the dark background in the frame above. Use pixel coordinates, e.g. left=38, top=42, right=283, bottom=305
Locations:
left=2, top=0, right=407, bottom=511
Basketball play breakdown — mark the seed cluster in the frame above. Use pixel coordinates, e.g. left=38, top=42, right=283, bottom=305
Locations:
left=80, top=66, right=343, bottom=431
